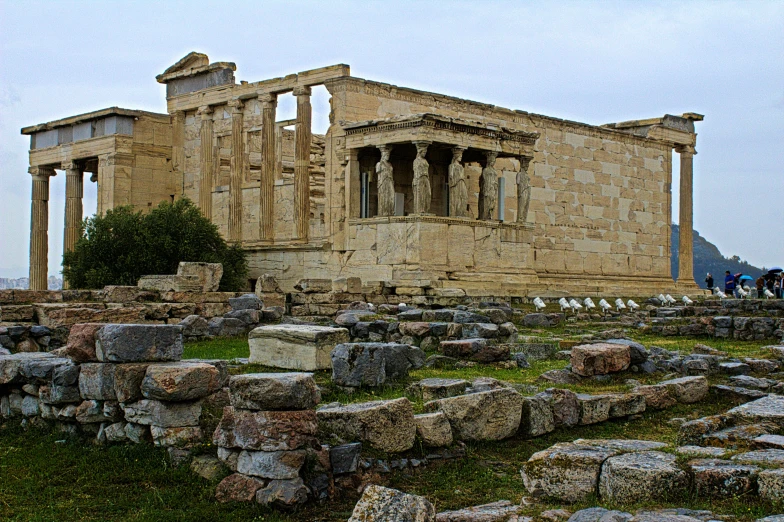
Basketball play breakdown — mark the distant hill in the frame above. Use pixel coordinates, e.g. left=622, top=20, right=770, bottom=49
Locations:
left=671, top=224, right=768, bottom=289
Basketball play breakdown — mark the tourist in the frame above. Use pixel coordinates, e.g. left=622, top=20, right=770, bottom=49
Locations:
left=705, top=273, right=714, bottom=291
left=776, top=275, right=782, bottom=299
left=724, top=270, right=736, bottom=297
left=756, top=276, right=765, bottom=298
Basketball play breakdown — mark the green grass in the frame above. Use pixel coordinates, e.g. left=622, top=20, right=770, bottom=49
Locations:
left=2, top=327, right=778, bottom=520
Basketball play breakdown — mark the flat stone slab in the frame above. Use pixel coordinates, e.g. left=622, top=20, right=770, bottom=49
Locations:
left=732, top=449, right=784, bottom=466
left=435, top=500, right=527, bottom=521
left=599, top=451, right=688, bottom=504
left=676, top=446, right=729, bottom=458
left=0, top=352, right=57, bottom=384
left=689, top=458, right=760, bottom=497
left=571, top=343, right=631, bottom=377
left=728, top=395, right=784, bottom=427
left=659, top=376, right=709, bottom=404
left=415, top=378, right=469, bottom=402
left=425, top=388, right=522, bottom=442
left=96, top=324, right=183, bottom=363
left=249, top=324, right=349, bottom=371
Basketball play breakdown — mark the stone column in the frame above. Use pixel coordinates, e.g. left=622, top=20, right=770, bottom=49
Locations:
left=412, top=141, right=432, bottom=215
left=258, top=93, right=277, bottom=243
left=228, top=99, right=244, bottom=243
left=29, top=166, right=53, bottom=291
left=516, top=156, right=532, bottom=223
left=347, top=149, right=361, bottom=219
left=676, top=144, right=697, bottom=286
left=171, top=110, right=185, bottom=190
left=62, top=162, right=84, bottom=289
left=376, top=145, right=395, bottom=216
left=448, top=147, right=467, bottom=218
left=479, top=151, right=499, bottom=221
left=293, top=86, right=312, bottom=241
left=197, top=105, right=214, bottom=219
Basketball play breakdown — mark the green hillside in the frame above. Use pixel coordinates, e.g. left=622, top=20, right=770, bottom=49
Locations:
left=671, top=224, right=768, bottom=289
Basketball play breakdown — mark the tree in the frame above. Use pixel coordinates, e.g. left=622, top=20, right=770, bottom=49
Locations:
left=63, top=199, right=248, bottom=291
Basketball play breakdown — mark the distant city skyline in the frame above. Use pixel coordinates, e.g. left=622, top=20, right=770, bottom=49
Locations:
left=1, top=1, right=782, bottom=279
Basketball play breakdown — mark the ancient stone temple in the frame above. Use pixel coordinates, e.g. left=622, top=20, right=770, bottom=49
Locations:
left=21, top=52, right=703, bottom=297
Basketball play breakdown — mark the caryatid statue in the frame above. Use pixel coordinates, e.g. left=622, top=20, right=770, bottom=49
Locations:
left=412, top=141, right=431, bottom=214
left=376, top=145, right=395, bottom=216
left=448, top=147, right=468, bottom=217
left=516, top=156, right=532, bottom=223
left=480, top=151, right=499, bottom=220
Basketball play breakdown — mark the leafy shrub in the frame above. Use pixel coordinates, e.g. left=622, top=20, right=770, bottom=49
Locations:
left=62, top=199, right=248, bottom=291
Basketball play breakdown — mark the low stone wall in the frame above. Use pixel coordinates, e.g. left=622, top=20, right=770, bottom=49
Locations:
left=0, top=324, right=228, bottom=451
left=646, top=315, right=784, bottom=340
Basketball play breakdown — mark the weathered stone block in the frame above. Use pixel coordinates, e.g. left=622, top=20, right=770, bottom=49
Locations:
left=608, top=393, right=646, bottom=418
left=317, top=398, right=416, bottom=453
left=78, top=363, right=117, bottom=400
left=141, top=362, right=221, bottom=401
left=248, top=324, right=349, bottom=371
left=215, top=473, right=266, bottom=503
left=520, top=392, right=555, bottom=438
left=599, top=451, right=688, bottom=504
left=544, top=388, right=580, bottom=428
left=348, top=485, right=435, bottom=522
left=122, top=399, right=201, bottom=427
left=414, top=378, right=469, bottom=402
left=236, top=449, right=306, bottom=480
left=571, top=343, right=631, bottom=377
left=331, top=342, right=425, bottom=387
left=439, top=338, right=509, bottom=362
left=578, top=394, right=612, bottom=425
left=759, top=468, right=784, bottom=502
left=415, top=411, right=454, bottom=449
left=113, top=363, right=149, bottom=403
left=689, top=458, right=760, bottom=497
left=634, top=383, right=676, bottom=410
left=255, top=477, right=309, bottom=508
left=177, top=262, right=223, bottom=292
left=660, top=376, right=709, bottom=404
left=330, top=442, right=362, bottom=474
left=96, top=324, right=183, bottom=363
left=213, top=407, right=317, bottom=451
left=150, top=425, right=204, bottom=447
left=425, top=388, right=522, bottom=442
left=728, top=395, right=784, bottom=427
left=229, top=372, right=320, bottom=411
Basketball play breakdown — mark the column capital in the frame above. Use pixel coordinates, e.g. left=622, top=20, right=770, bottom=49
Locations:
left=675, top=144, right=696, bottom=155
left=197, top=105, right=213, bottom=119
left=171, top=110, right=186, bottom=120
left=484, top=150, right=499, bottom=163
left=412, top=140, right=432, bottom=147
left=28, top=166, right=55, bottom=179
left=61, top=161, right=80, bottom=172
left=451, top=146, right=467, bottom=152
left=292, top=85, right=312, bottom=97
left=228, top=98, right=244, bottom=113
left=257, top=92, right=278, bottom=105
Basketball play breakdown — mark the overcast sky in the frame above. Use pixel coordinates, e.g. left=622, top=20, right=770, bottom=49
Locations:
left=1, top=0, right=782, bottom=278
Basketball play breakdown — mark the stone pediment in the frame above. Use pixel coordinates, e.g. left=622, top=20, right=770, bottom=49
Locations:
left=162, top=52, right=209, bottom=76
left=156, top=52, right=236, bottom=84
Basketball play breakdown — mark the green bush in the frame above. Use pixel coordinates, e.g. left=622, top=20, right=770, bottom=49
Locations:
left=62, top=199, right=248, bottom=291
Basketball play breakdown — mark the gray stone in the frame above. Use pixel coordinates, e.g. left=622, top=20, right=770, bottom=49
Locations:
left=331, top=442, right=362, bottom=474
left=577, top=394, right=612, bottom=425
left=538, top=369, right=582, bottom=385
left=21, top=395, right=40, bottom=417
left=599, top=451, right=688, bottom=503
left=103, top=422, right=128, bottom=442
left=124, top=422, right=149, bottom=443
left=675, top=446, right=728, bottom=458
left=39, top=384, right=81, bottom=404
left=732, top=449, right=784, bottom=466
left=452, top=310, right=490, bottom=324
left=331, top=342, right=425, bottom=387
left=603, top=339, right=649, bottom=364
left=523, top=313, right=551, bottom=327
left=255, top=477, right=309, bottom=508
left=608, top=393, right=646, bottom=418
left=96, top=324, right=183, bottom=363
left=460, top=323, right=499, bottom=339
left=728, top=395, right=784, bottom=427
left=425, top=388, right=522, bottom=442
left=759, top=468, right=784, bottom=502
left=514, top=342, right=558, bottom=361
left=415, top=412, right=453, bottom=447
left=52, top=363, right=80, bottom=386
left=348, top=485, right=435, bottom=522
left=317, top=398, right=416, bottom=453
left=689, top=458, right=760, bottom=497
left=229, top=372, right=320, bottom=410
left=122, top=399, right=201, bottom=427
left=228, top=294, right=262, bottom=311
left=720, top=362, right=752, bottom=375
left=141, top=362, right=221, bottom=401
left=512, top=352, right=530, bottom=368
left=150, top=425, right=204, bottom=447
left=567, top=508, right=633, bottom=522
left=215, top=472, right=266, bottom=503
left=545, top=388, right=580, bottom=428
left=190, top=454, right=227, bottom=481
left=207, top=317, right=247, bottom=337
left=414, top=378, right=469, bottom=402
left=180, top=315, right=210, bottom=337
left=436, top=500, right=528, bottom=521
left=224, top=309, right=260, bottom=325
left=78, top=363, right=117, bottom=400
left=520, top=392, right=555, bottom=438
left=660, top=376, right=709, bottom=403
left=236, top=449, right=305, bottom=479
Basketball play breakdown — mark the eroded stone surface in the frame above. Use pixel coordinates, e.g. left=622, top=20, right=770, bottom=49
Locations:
left=229, top=372, right=320, bottom=411
left=425, top=388, right=522, bottom=442
left=348, top=485, right=435, bottom=522
left=599, top=451, right=688, bottom=504
left=317, top=397, right=416, bottom=453
left=213, top=407, right=317, bottom=451
left=96, top=324, right=183, bottom=363
left=249, top=324, right=349, bottom=371
left=571, top=343, right=631, bottom=377
left=141, top=362, right=221, bottom=401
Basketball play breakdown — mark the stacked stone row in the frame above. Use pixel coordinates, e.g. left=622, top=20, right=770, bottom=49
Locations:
left=0, top=323, right=225, bottom=449
left=213, top=372, right=322, bottom=508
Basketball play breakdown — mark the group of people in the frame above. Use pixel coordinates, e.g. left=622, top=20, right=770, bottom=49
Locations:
left=705, top=270, right=783, bottom=298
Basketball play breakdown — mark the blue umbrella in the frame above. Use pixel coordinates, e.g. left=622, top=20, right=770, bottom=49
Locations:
left=739, top=275, right=754, bottom=282
left=768, top=267, right=783, bottom=273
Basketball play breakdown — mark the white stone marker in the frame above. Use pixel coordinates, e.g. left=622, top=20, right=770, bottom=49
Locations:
left=248, top=324, right=349, bottom=371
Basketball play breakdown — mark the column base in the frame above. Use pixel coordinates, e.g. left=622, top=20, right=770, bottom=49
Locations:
left=675, top=279, right=703, bottom=294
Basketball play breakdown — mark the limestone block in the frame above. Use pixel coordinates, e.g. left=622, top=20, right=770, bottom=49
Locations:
left=78, top=363, right=117, bottom=400
left=577, top=394, right=612, bottom=425
left=177, top=262, right=223, bottom=292
left=660, top=376, right=709, bottom=404
left=213, top=407, right=317, bottom=451
left=138, top=275, right=201, bottom=293
left=215, top=473, right=266, bottom=503
left=544, top=388, right=580, bottom=428
left=634, top=384, right=677, bottom=410
left=316, top=398, right=416, bottom=453
left=255, top=477, right=309, bottom=508
left=608, top=393, right=646, bottom=418
left=689, top=459, right=760, bottom=497
left=122, top=399, right=201, bottom=427
left=759, top=468, right=784, bottom=502
left=229, top=372, right=320, bottom=411
left=520, top=392, right=555, bottom=438
left=331, top=343, right=425, bottom=387
left=248, top=324, right=349, bottom=371
left=113, top=363, right=150, bottom=403
left=150, top=425, right=204, bottom=447
left=425, top=388, right=522, bottom=442
left=96, top=324, right=184, bottom=363
left=413, top=378, right=469, bottom=402
left=599, top=451, right=688, bottom=504
left=141, top=362, right=221, bottom=401
left=439, top=338, right=509, bottom=363
left=415, top=412, right=453, bottom=447
left=348, top=485, right=435, bottom=522
left=571, top=343, right=631, bottom=377
left=235, top=449, right=306, bottom=480
left=727, top=395, right=784, bottom=428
